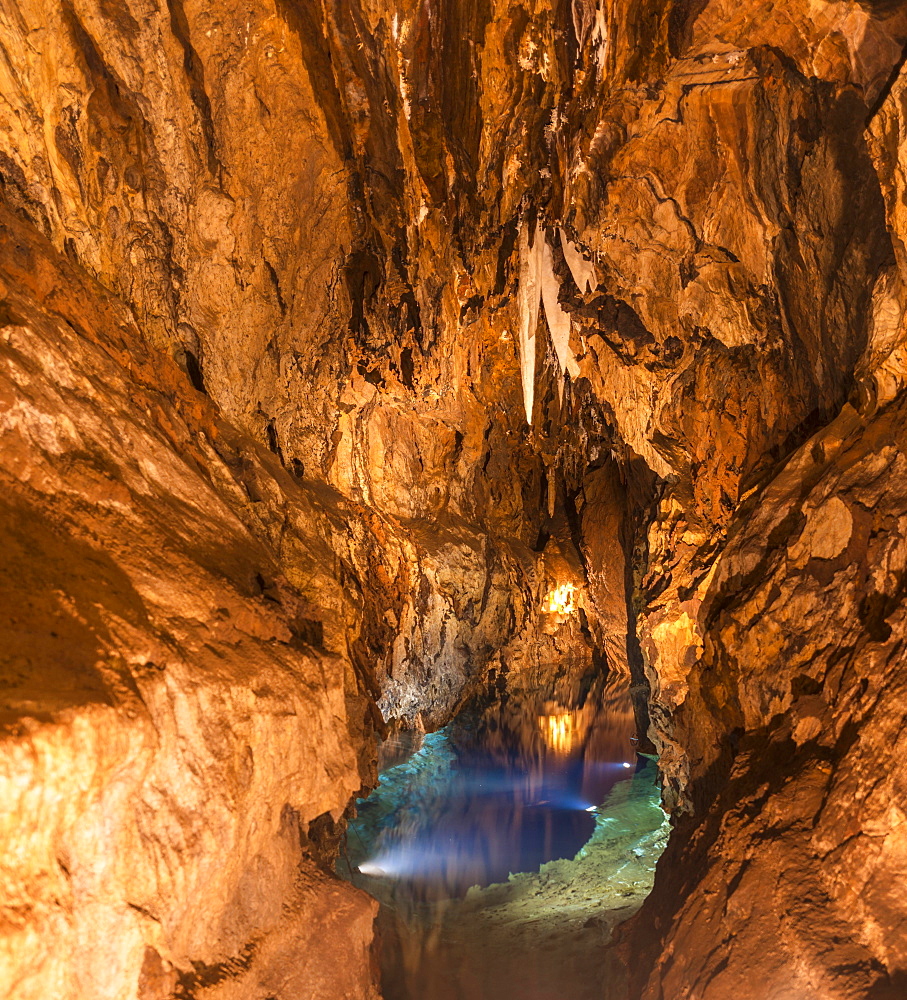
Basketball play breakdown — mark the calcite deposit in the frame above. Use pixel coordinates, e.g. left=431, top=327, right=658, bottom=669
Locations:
left=1, top=0, right=906, bottom=997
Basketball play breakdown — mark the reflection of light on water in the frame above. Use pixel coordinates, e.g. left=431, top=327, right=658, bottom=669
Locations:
left=358, top=845, right=443, bottom=879
left=539, top=711, right=579, bottom=754
left=340, top=674, right=668, bottom=1000
left=358, top=848, right=436, bottom=879
left=542, top=582, right=576, bottom=614
left=358, top=860, right=390, bottom=877
left=344, top=674, right=643, bottom=898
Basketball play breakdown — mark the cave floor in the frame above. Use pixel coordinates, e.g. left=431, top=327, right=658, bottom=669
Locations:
left=339, top=686, right=668, bottom=1000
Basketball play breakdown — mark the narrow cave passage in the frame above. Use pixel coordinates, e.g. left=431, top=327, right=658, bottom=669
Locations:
left=339, top=671, right=668, bottom=1000
left=5, top=0, right=907, bottom=995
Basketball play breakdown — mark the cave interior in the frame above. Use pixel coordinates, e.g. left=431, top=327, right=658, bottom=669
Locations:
left=1, top=0, right=907, bottom=998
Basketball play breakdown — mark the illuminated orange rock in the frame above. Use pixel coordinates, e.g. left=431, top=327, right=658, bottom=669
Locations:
left=1, top=0, right=907, bottom=996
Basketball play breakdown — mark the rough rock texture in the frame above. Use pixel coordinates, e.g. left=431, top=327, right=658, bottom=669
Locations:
left=3, top=0, right=907, bottom=997
left=624, top=396, right=907, bottom=1000
left=0, top=3, right=592, bottom=992
left=0, top=205, right=379, bottom=999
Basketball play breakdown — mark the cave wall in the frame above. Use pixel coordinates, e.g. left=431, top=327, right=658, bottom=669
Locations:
left=0, top=0, right=600, bottom=723
left=2, top=0, right=907, bottom=997
left=0, top=202, right=387, bottom=998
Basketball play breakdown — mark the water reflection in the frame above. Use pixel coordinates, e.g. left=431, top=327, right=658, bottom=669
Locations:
left=339, top=671, right=666, bottom=1000
left=342, top=671, right=638, bottom=898
left=539, top=710, right=581, bottom=754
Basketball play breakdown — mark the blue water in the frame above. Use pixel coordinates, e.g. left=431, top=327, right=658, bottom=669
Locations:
left=342, top=680, right=641, bottom=897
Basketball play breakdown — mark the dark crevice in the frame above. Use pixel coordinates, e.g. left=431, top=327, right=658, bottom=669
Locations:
left=493, top=219, right=519, bottom=298
left=164, top=0, right=222, bottom=178
left=0, top=151, right=53, bottom=235
left=183, top=349, right=207, bottom=394
left=265, top=419, right=285, bottom=464
left=264, top=258, right=287, bottom=315
left=399, top=346, right=415, bottom=388
left=174, top=943, right=257, bottom=997
left=345, top=247, right=383, bottom=338
left=272, top=0, right=353, bottom=162
left=866, top=35, right=907, bottom=123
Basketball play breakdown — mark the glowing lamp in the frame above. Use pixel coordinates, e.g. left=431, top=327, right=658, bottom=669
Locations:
left=542, top=582, right=576, bottom=615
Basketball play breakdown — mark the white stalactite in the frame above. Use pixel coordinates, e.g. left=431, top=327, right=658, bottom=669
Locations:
left=518, top=220, right=542, bottom=424
left=592, top=3, right=608, bottom=77
left=518, top=223, right=592, bottom=420
left=540, top=239, right=580, bottom=402
left=559, top=228, right=597, bottom=293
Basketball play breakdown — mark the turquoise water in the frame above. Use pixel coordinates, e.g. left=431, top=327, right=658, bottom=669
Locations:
left=344, top=724, right=644, bottom=895
left=338, top=679, right=669, bottom=1000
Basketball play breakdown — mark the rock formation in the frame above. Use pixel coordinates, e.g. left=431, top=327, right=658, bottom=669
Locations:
left=1, top=0, right=906, bottom=997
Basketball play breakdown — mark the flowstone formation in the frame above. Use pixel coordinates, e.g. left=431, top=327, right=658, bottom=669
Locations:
left=1, top=0, right=907, bottom=997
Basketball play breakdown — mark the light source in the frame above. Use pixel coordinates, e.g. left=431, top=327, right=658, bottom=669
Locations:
left=542, top=582, right=576, bottom=614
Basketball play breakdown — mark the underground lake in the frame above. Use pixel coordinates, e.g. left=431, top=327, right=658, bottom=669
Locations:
left=338, top=672, right=669, bottom=1000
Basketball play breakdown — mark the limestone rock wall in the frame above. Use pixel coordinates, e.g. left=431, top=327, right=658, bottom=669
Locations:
left=625, top=394, right=907, bottom=1000
left=0, top=201, right=396, bottom=998
left=0, top=176, right=586, bottom=994
left=2, top=0, right=907, bottom=997
left=0, top=0, right=604, bottom=710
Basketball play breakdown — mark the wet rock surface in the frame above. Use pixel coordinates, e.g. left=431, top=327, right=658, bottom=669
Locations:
left=1, top=0, right=907, bottom=997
